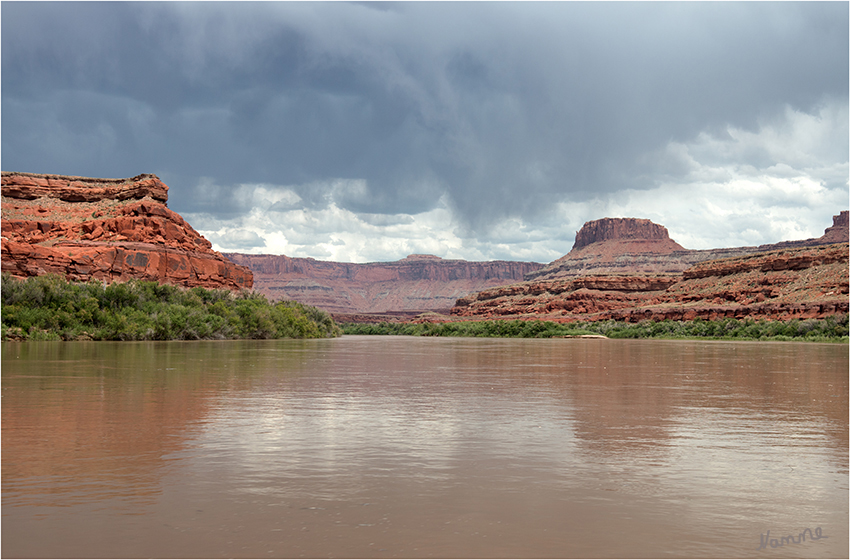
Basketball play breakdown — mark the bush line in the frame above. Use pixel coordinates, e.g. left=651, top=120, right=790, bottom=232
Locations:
left=1, top=273, right=340, bottom=341
left=341, top=316, right=849, bottom=342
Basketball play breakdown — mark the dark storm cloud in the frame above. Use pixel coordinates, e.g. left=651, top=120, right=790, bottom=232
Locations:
left=3, top=2, right=847, bottom=232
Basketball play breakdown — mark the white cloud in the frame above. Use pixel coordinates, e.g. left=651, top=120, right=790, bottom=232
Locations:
left=689, top=101, right=849, bottom=170
left=205, top=229, right=266, bottom=250
left=188, top=185, right=573, bottom=263
left=604, top=102, right=848, bottom=249
left=603, top=178, right=844, bottom=250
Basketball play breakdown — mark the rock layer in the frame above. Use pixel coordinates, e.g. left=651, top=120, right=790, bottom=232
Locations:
left=224, top=253, right=543, bottom=314
left=528, top=218, right=688, bottom=280
left=1, top=172, right=253, bottom=290
left=451, top=243, right=849, bottom=322
left=0, top=172, right=169, bottom=203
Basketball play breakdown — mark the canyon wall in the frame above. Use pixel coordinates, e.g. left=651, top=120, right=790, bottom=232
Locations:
left=1, top=172, right=253, bottom=290
left=452, top=243, right=849, bottom=322
left=224, top=252, right=543, bottom=314
left=228, top=212, right=847, bottom=320
left=453, top=213, right=849, bottom=323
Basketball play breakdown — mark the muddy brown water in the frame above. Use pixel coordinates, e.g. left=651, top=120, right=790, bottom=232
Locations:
left=2, top=336, right=847, bottom=558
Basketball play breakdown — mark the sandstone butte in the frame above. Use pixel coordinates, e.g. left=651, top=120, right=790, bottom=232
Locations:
left=1, top=172, right=253, bottom=290
left=450, top=213, right=849, bottom=324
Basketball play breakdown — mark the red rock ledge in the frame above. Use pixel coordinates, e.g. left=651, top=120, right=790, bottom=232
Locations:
left=451, top=243, right=849, bottom=323
left=1, top=172, right=253, bottom=290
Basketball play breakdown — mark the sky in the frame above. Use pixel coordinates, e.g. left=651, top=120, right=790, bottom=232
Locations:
left=2, top=2, right=848, bottom=264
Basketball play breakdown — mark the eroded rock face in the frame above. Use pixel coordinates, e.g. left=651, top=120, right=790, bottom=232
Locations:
left=451, top=243, right=849, bottom=322
left=1, top=172, right=253, bottom=290
left=821, top=211, right=849, bottom=244
left=527, top=213, right=850, bottom=281
left=572, top=217, right=674, bottom=250
left=224, top=252, right=543, bottom=314
left=1, top=172, right=169, bottom=203
left=528, top=218, right=689, bottom=280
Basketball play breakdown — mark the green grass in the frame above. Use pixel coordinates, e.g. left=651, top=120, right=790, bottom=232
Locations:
left=1, top=273, right=340, bottom=341
left=341, top=316, right=849, bottom=342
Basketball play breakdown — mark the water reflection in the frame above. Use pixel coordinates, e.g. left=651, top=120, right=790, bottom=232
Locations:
left=2, top=337, right=847, bottom=558
left=2, top=341, right=313, bottom=508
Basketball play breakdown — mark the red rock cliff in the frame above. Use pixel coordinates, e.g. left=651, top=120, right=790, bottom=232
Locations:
left=224, top=252, right=543, bottom=314
left=572, top=217, right=673, bottom=250
left=1, top=172, right=253, bottom=290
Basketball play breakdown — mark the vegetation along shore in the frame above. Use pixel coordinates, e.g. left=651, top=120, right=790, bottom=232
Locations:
left=341, top=316, right=849, bottom=342
left=1, top=273, right=340, bottom=341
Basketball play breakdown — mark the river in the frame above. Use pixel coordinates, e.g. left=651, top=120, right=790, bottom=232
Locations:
left=2, top=336, right=847, bottom=558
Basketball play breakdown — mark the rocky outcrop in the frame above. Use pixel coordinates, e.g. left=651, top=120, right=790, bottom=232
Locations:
left=451, top=243, right=849, bottom=322
left=0, top=172, right=169, bottom=203
left=1, top=172, right=253, bottom=290
left=572, top=217, right=674, bottom=249
left=224, top=252, right=543, bottom=314
left=820, top=211, right=849, bottom=244
left=527, top=218, right=690, bottom=280
left=528, top=213, right=850, bottom=282
left=452, top=275, right=680, bottom=319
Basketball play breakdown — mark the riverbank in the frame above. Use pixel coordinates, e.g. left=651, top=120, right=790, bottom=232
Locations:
left=341, top=316, right=849, bottom=342
left=1, top=273, right=340, bottom=341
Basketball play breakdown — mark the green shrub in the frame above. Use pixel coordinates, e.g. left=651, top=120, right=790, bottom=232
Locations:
left=1, top=273, right=340, bottom=341
left=340, top=315, right=848, bottom=342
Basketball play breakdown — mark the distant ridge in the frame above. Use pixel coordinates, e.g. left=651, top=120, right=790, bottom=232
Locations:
left=223, top=253, right=543, bottom=314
